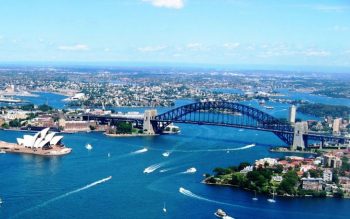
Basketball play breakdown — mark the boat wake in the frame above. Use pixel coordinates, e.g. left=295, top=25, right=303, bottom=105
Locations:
left=179, top=187, right=233, bottom=206
left=144, top=162, right=166, bottom=174
left=131, top=148, right=148, bottom=154
left=12, top=176, right=112, bottom=218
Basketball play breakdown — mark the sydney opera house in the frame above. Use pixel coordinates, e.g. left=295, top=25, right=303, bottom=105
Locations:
left=16, top=128, right=64, bottom=149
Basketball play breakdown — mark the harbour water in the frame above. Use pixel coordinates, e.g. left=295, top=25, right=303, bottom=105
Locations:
left=0, top=93, right=349, bottom=218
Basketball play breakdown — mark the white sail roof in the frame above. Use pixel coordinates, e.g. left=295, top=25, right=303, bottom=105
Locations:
left=40, top=127, right=50, bottom=138
left=45, top=132, right=56, bottom=141
left=50, top=136, right=63, bottom=145
left=16, top=138, right=24, bottom=145
left=39, top=138, right=51, bottom=148
left=23, top=135, right=35, bottom=147
left=17, top=128, right=64, bottom=148
left=34, top=137, right=44, bottom=148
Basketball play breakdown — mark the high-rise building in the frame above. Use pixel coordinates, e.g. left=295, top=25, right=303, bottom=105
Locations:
left=289, top=105, right=296, bottom=124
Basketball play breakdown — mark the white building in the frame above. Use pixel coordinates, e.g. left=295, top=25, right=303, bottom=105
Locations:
left=16, top=127, right=63, bottom=149
left=323, top=169, right=333, bottom=182
left=255, top=158, right=278, bottom=167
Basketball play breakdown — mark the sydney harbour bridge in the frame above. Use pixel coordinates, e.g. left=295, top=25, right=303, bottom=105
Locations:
left=82, top=101, right=349, bottom=149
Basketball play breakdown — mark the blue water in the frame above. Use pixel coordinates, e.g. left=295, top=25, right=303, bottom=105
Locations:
left=1, top=125, right=349, bottom=219
left=0, top=92, right=349, bottom=218
left=20, top=92, right=68, bottom=109
left=277, top=89, right=350, bottom=106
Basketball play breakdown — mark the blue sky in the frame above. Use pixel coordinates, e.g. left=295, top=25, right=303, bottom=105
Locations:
left=0, top=0, right=350, bottom=69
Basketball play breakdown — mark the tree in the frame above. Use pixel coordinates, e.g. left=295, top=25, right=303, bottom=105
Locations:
left=275, top=164, right=284, bottom=174
left=38, top=104, right=53, bottom=112
left=213, top=167, right=231, bottom=176
left=238, top=162, right=250, bottom=171
left=277, top=170, right=299, bottom=195
left=333, top=189, right=344, bottom=198
left=1, top=123, right=9, bottom=129
left=9, top=119, right=22, bottom=127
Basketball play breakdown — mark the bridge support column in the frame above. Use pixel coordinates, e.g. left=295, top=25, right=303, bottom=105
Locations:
left=291, top=122, right=308, bottom=150
left=143, top=109, right=157, bottom=135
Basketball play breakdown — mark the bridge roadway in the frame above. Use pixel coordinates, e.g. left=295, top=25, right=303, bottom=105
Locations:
left=81, top=101, right=349, bottom=147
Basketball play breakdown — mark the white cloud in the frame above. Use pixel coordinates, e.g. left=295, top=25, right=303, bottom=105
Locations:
left=58, top=44, right=89, bottom=51
left=302, top=49, right=330, bottom=57
left=138, top=45, right=167, bottom=52
left=186, top=43, right=206, bottom=51
left=223, top=42, right=240, bottom=50
left=142, top=0, right=184, bottom=9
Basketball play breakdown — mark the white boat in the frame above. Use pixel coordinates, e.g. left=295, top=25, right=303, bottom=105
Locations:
left=265, top=106, right=274, bottom=109
left=85, top=144, right=93, bottom=150
left=267, top=190, right=276, bottom=203
left=0, top=197, right=3, bottom=205
left=162, top=202, right=167, bottom=213
left=186, top=167, right=197, bottom=173
left=0, top=150, right=6, bottom=154
left=214, top=209, right=234, bottom=219
left=252, top=190, right=258, bottom=201
left=108, top=153, right=111, bottom=157
left=162, top=151, right=170, bottom=157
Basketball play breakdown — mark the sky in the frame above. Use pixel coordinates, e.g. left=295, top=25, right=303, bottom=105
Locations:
left=0, top=0, right=350, bottom=69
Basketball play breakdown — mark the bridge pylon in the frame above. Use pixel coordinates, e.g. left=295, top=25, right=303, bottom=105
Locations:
left=143, top=109, right=157, bottom=135
left=291, top=121, right=308, bottom=150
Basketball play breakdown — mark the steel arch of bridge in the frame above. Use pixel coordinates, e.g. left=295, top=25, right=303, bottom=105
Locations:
left=152, top=101, right=294, bottom=145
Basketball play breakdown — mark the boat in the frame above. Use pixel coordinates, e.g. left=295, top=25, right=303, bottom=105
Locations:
left=0, top=197, right=3, bottom=205
left=259, top=99, right=265, bottom=105
left=214, top=209, right=234, bottom=219
left=0, top=150, right=6, bottom=154
left=265, top=106, right=274, bottom=109
left=163, top=202, right=167, bottom=213
left=85, top=144, right=93, bottom=150
left=186, top=167, right=197, bottom=173
left=267, top=190, right=276, bottom=203
left=214, top=209, right=227, bottom=218
left=108, top=152, right=111, bottom=157
left=162, top=151, right=170, bottom=157
left=252, top=190, right=258, bottom=201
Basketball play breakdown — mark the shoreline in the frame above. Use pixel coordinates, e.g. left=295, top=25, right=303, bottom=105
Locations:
left=270, top=147, right=318, bottom=155
left=202, top=179, right=349, bottom=199
left=104, top=133, right=158, bottom=137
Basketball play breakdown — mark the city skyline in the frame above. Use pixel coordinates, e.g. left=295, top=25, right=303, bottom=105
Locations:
left=0, top=0, right=350, bottom=70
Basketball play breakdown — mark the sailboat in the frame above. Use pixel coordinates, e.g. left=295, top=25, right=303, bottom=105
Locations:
left=163, top=202, right=167, bottom=213
left=252, top=190, right=258, bottom=201
left=267, top=189, right=276, bottom=203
